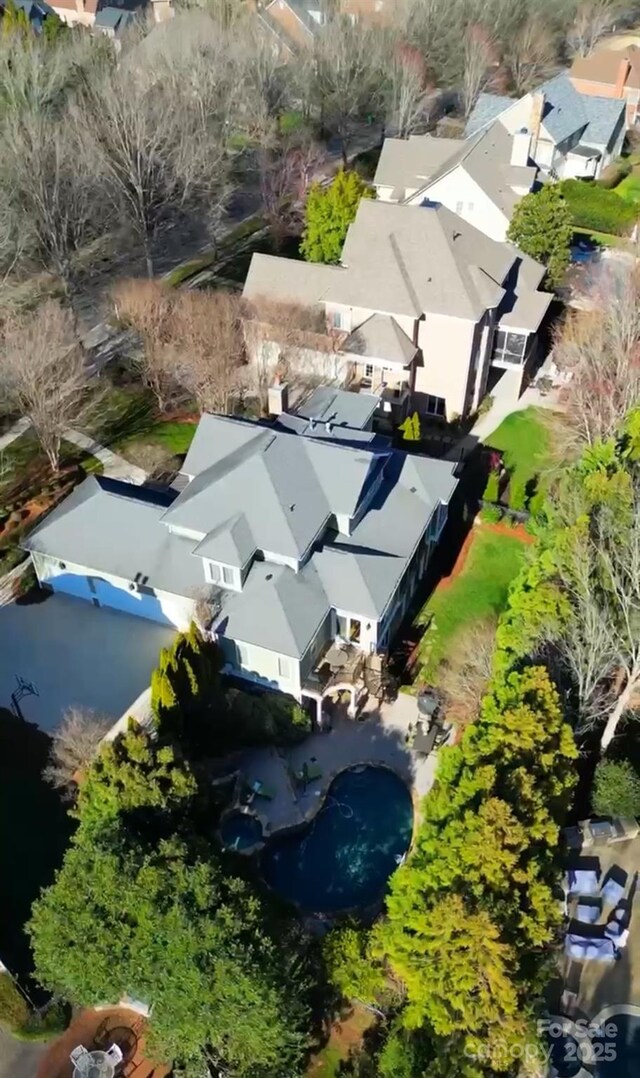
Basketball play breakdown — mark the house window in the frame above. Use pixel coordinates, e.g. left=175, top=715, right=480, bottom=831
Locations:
left=467, top=202, right=475, bottom=212
left=424, top=394, right=446, bottom=417
left=330, top=310, right=344, bottom=330
left=492, top=329, right=528, bottom=366
left=364, top=363, right=374, bottom=379
left=206, top=561, right=221, bottom=584
left=278, top=656, right=292, bottom=679
left=455, top=201, right=464, bottom=214
left=222, top=565, right=235, bottom=587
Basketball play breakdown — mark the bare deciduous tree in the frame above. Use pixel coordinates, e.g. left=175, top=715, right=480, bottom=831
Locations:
left=257, top=136, right=326, bottom=241
left=556, top=486, right=640, bottom=752
left=43, top=706, right=114, bottom=798
left=169, top=291, right=246, bottom=414
left=504, top=15, right=557, bottom=95
left=384, top=44, right=430, bottom=138
left=112, top=279, right=181, bottom=411
left=567, top=0, right=624, bottom=57
left=553, top=265, right=640, bottom=453
left=461, top=23, right=494, bottom=120
left=438, top=617, right=497, bottom=727
left=0, top=301, right=89, bottom=471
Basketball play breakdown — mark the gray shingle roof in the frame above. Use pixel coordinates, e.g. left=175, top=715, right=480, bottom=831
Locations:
left=466, top=93, right=515, bottom=137
left=23, top=477, right=204, bottom=598
left=374, top=135, right=465, bottom=191
left=343, top=314, right=417, bottom=366
left=245, top=200, right=513, bottom=321
left=192, top=513, right=255, bottom=569
left=296, top=386, right=380, bottom=429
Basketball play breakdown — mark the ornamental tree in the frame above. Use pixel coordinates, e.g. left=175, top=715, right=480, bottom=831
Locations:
left=593, top=758, right=640, bottom=818
left=507, top=184, right=573, bottom=288
left=300, top=169, right=373, bottom=264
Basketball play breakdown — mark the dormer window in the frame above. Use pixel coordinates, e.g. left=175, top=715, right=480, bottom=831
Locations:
left=205, top=560, right=240, bottom=591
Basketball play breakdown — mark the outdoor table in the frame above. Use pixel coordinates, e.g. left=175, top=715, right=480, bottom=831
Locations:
left=72, top=1051, right=115, bottom=1078
left=412, top=724, right=440, bottom=756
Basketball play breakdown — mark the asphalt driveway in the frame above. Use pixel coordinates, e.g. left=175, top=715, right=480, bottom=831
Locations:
left=0, top=592, right=175, bottom=733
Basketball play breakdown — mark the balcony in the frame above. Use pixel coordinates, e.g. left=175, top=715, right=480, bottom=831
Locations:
left=491, top=329, right=529, bottom=369
left=357, top=377, right=411, bottom=414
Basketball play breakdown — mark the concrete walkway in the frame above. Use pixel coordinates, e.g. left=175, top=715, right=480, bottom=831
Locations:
left=0, top=419, right=146, bottom=485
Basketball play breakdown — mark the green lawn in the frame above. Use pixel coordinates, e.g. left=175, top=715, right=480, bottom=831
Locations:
left=486, top=407, right=552, bottom=497
left=417, top=527, right=528, bottom=680
left=615, top=172, right=640, bottom=203
left=116, top=420, right=197, bottom=460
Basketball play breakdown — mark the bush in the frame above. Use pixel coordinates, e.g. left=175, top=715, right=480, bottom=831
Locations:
left=480, top=505, right=502, bottom=523
left=560, top=179, right=637, bottom=235
left=592, top=758, right=640, bottom=818
left=508, top=479, right=527, bottom=512
left=477, top=394, right=494, bottom=417
left=598, top=159, right=632, bottom=189
left=226, top=688, right=311, bottom=747
left=13, top=1001, right=68, bottom=1042
left=483, top=471, right=499, bottom=502
left=528, top=490, right=546, bottom=518
left=0, top=973, right=29, bottom=1030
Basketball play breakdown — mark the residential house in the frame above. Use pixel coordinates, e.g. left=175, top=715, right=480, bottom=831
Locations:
left=243, top=198, right=553, bottom=421
left=257, top=0, right=322, bottom=51
left=569, top=45, right=640, bottom=128
left=49, top=0, right=170, bottom=28
left=23, top=412, right=458, bottom=720
left=0, top=0, right=57, bottom=29
left=373, top=120, right=537, bottom=241
left=467, top=75, right=626, bottom=181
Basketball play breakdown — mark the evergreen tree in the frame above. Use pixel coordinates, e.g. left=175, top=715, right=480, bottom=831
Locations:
left=507, top=185, right=573, bottom=288
left=300, top=170, right=374, bottom=264
left=2, top=0, right=30, bottom=37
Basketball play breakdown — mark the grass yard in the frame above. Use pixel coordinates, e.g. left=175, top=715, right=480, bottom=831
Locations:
left=486, top=406, right=553, bottom=497
left=615, top=172, right=640, bottom=203
left=416, top=526, right=528, bottom=680
left=0, top=708, right=72, bottom=985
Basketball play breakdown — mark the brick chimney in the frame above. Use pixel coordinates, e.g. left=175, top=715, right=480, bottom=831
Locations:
left=615, top=57, right=631, bottom=98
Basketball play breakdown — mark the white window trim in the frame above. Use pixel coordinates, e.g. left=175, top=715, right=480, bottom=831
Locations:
left=278, top=655, right=292, bottom=679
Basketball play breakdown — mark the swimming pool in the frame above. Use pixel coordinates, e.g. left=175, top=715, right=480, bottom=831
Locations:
left=593, top=1013, right=640, bottom=1077
left=219, top=810, right=263, bottom=852
left=261, top=766, right=413, bottom=914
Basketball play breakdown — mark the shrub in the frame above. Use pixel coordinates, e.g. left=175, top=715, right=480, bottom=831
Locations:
left=13, top=1001, right=68, bottom=1042
left=508, top=479, right=527, bottom=512
left=592, top=758, right=640, bottom=818
left=477, top=394, right=494, bottom=417
left=226, top=688, right=311, bottom=746
left=483, top=471, right=500, bottom=502
left=560, top=179, right=637, bottom=235
left=0, top=973, right=29, bottom=1030
left=480, top=505, right=502, bottom=523
left=528, top=490, right=547, bottom=518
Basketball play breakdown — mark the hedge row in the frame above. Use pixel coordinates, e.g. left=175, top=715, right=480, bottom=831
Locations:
left=560, top=178, right=637, bottom=235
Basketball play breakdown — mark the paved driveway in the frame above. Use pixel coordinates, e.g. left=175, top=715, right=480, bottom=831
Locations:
left=0, top=593, right=175, bottom=733
left=0, top=1029, right=46, bottom=1078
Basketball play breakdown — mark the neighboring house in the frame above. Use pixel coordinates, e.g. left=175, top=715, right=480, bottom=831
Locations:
left=50, top=0, right=169, bottom=28
left=0, top=0, right=57, bottom=28
left=93, top=4, right=135, bottom=34
left=258, top=0, right=321, bottom=51
left=467, top=75, right=626, bottom=181
left=243, top=199, right=552, bottom=421
left=23, top=412, right=458, bottom=720
left=570, top=45, right=640, bottom=128
left=373, top=120, right=537, bottom=241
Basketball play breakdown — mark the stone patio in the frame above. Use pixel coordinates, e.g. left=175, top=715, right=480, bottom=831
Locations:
left=240, top=691, right=445, bottom=835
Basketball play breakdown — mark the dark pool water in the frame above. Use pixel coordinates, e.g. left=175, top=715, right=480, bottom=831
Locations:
left=593, top=1014, right=640, bottom=1077
left=261, top=766, right=413, bottom=914
left=220, top=811, right=263, bottom=851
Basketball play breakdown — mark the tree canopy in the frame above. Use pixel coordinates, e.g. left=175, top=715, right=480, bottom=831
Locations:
left=507, top=184, right=573, bottom=288
left=300, top=169, right=373, bottom=264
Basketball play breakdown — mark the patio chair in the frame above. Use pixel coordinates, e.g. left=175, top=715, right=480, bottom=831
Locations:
left=567, top=867, right=600, bottom=896
left=576, top=899, right=601, bottom=924
left=601, top=874, right=627, bottom=908
left=70, top=1047, right=90, bottom=1066
left=105, top=1044, right=124, bottom=1067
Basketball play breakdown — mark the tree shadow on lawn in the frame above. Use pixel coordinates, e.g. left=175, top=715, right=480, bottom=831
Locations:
left=0, top=708, right=73, bottom=995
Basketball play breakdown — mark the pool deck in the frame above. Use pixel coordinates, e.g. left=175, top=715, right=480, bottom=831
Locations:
left=240, top=693, right=445, bottom=836
left=559, top=836, right=640, bottom=1021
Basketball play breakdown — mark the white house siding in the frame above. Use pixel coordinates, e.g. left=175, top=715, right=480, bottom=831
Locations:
left=415, top=313, right=479, bottom=419
left=217, top=636, right=303, bottom=699
left=30, top=553, right=194, bottom=629
left=407, top=167, right=510, bottom=241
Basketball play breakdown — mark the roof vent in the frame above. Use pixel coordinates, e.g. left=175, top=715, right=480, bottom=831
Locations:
left=325, top=420, right=333, bottom=434
left=289, top=503, right=296, bottom=511
left=265, top=573, right=273, bottom=581
left=309, top=418, right=316, bottom=430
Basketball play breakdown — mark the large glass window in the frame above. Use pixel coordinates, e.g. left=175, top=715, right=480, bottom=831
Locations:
left=425, top=394, right=446, bottom=417
left=493, top=330, right=528, bottom=365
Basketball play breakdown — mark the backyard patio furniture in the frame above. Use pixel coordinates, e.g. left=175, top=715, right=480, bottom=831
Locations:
left=412, top=723, right=440, bottom=756
left=601, top=874, right=627, bottom=908
left=564, top=935, right=616, bottom=962
left=417, top=689, right=439, bottom=719
left=296, top=762, right=322, bottom=785
left=70, top=1046, right=116, bottom=1078
left=576, top=900, right=601, bottom=924
left=567, top=868, right=600, bottom=896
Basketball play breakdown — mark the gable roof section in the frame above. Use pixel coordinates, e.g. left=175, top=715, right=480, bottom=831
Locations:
left=570, top=46, right=640, bottom=91
left=374, top=135, right=466, bottom=190
left=535, top=74, right=624, bottom=146
left=343, top=314, right=417, bottom=365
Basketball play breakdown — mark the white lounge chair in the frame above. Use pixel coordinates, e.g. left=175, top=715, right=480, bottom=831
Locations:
left=105, top=1044, right=124, bottom=1066
left=70, top=1047, right=90, bottom=1066
left=576, top=900, right=601, bottom=924
left=601, top=878, right=626, bottom=907
left=568, top=868, right=600, bottom=896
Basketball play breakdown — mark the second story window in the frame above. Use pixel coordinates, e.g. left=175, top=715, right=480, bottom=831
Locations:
left=222, top=565, right=235, bottom=586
